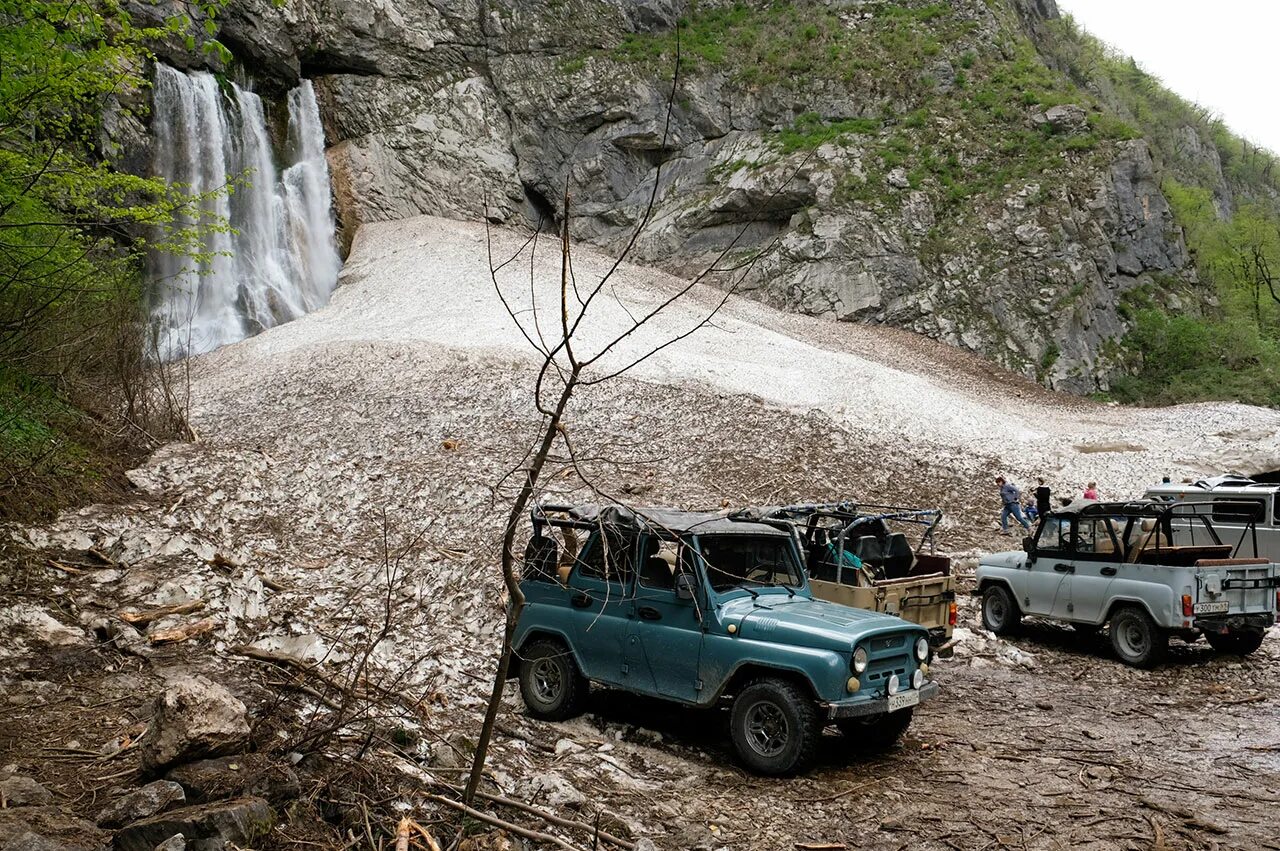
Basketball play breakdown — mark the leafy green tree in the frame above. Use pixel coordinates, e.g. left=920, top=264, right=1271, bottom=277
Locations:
left=0, top=0, right=228, bottom=517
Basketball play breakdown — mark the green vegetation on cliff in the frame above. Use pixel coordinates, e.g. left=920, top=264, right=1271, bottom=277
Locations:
left=1038, top=15, right=1280, bottom=406
left=592, top=0, right=1280, bottom=406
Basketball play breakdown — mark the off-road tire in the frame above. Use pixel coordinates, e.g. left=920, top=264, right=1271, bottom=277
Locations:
left=1204, top=630, right=1266, bottom=656
left=839, top=708, right=914, bottom=755
left=981, top=584, right=1021, bottom=635
left=1109, top=606, right=1167, bottom=668
left=518, top=640, right=589, bottom=721
left=729, top=678, right=822, bottom=776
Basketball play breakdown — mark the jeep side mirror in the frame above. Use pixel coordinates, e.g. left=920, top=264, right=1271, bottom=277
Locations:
left=1022, top=536, right=1035, bottom=554
left=675, top=573, right=697, bottom=601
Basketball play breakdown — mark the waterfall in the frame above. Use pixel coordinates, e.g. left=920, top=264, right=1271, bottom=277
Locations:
left=149, top=65, right=341, bottom=359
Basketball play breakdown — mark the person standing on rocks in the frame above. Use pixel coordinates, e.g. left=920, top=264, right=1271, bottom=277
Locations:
left=1035, top=477, right=1052, bottom=519
left=996, top=476, right=1031, bottom=535
left=1084, top=481, right=1100, bottom=500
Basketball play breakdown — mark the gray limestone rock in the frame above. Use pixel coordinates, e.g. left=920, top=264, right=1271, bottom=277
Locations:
left=111, top=798, right=274, bottom=851
left=140, top=677, right=250, bottom=773
left=96, top=782, right=186, bottom=828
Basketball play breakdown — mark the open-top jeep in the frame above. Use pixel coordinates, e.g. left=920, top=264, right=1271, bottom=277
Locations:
left=976, top=499, right=1280, bottom=667
left=513, top=502, right=938, bottom=775
left=766, top=502, right=956, bottom=646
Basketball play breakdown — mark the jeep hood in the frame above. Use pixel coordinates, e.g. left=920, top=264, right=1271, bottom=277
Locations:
left=980, top=551, right=1027, bottom=569
left=722, top=597, right=918, bottom=652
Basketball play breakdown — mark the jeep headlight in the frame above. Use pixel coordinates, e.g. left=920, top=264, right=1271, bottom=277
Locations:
left=914, top=636, right=929, bottom=662
left=852, top=645, right=869, bottom=673
left=912, top=668, right=925, bottom=690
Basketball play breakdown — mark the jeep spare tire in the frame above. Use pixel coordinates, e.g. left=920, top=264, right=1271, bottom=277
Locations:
left=981, top=584, right=1020, bottom=635
left=519, top=640, right=588, bottom=721
left=1204, top=629, right=1266, bottom=656
left=729, top=678, right=822, bottom=776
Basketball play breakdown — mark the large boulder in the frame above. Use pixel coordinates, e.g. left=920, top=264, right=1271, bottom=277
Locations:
left=140, top=676, right=251, bottom=773
left=111, top=798, right=274, bottom=851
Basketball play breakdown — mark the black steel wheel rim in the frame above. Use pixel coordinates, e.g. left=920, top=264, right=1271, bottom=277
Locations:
left=744, top=699, right=790, bottom=758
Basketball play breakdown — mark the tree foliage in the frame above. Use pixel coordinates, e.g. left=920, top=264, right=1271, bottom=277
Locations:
left=0, top=0, right=227, bottom=517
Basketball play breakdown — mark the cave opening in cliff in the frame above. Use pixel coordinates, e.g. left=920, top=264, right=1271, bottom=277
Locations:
left=522, top=183, right=558, bottom=233
left=1249, top=469, right=1280, bottom=484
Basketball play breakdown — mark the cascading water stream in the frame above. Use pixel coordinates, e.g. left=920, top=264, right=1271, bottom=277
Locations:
left=149, top=65, right=341, bottom=359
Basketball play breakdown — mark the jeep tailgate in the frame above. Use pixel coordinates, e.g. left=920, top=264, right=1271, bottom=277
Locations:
left=1194, top=560, right=1280, bottom=615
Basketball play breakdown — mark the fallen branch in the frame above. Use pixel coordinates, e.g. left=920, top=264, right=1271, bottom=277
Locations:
left=427, top=794, right=588, bottom=851
left=232, top=645, right=365, bottom=700
left=148, top=618, right=216, bottom=644
left=443, top=784, right=635, bottom=850
left=120, top=600, right=205, bottom=627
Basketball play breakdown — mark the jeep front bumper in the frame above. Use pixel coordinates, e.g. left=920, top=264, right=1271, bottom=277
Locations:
left=823, top=681, right=940, bottom=720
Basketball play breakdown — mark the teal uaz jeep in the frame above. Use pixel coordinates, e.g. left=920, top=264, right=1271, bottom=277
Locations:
left=512, top=503, right=939, bottom=775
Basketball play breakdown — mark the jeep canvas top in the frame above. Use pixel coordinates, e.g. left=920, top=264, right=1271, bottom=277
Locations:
left=512, top=501, right=940, bottom=775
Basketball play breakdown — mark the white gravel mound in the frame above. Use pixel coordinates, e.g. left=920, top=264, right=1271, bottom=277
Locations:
left=204, top=214, right=1280, bottom=498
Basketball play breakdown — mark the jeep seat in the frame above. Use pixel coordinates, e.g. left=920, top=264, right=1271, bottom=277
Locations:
left=882, top=533, right=915, bottom=578
left=853, top=536, right=884, bottom=566
left=524, top=535, right=559, bottom=581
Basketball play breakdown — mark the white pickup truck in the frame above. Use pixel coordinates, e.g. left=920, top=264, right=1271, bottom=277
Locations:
left=976, top=499, right=1280, bottom=667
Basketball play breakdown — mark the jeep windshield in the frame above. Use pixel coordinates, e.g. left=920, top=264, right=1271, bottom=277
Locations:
left=699, top=534, right=804, bottom=592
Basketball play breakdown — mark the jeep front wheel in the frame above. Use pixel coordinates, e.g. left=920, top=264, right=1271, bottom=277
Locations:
left=839, top=708, right=913, bottom=755
left=981, top=584, right=1021, bottom=635
left=729, top=678, right=822, bottom=776
left=1109, top=606, right=1166, bottom=668
left=1204, top=629, right=1265, bottom=656
left=519, top=640, right=588, bottom=721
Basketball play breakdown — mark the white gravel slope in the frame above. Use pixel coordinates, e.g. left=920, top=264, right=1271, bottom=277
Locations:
left=204, top=214, right=1280, bottom=498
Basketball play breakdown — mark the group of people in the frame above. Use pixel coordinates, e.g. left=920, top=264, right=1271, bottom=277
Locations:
left=994, top=476, right=1100, bottom=535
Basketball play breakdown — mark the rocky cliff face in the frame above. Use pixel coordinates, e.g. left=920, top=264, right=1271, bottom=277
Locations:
left=147, top=0, right=1214, bottom=393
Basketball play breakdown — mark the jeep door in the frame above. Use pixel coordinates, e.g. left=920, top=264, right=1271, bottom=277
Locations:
left=1022, top=517, right=1074, bottom=616
left=1056, top=516, right=1123, bottom=623
left=626, top=535, right=704, bottom=702
left=566, top=529, right=637, bottom=686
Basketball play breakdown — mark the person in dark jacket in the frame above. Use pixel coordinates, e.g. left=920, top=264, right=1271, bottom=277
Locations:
left=1035, top=477, right=1052, bottom=520
left=996, top=476, right=1031, bottom=535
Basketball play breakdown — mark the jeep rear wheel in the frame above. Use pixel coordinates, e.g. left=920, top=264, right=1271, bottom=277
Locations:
left=1204, top=629, right=1265, bottom=656
left=519, top=640, right=588, bottom=721
left=981, top=584, right=1021, bottom=635
left=1109, top=606, right=1166, bottom=668
left=839, top=708, right=913, bottom=755
left=729, top=678, right=822, bottom=776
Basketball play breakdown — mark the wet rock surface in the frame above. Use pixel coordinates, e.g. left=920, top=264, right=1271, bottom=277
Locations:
left=165, top=756, right=300, bottom=805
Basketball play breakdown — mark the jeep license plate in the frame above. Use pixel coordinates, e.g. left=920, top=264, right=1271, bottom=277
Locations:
left=887, top=690, right=919, bottom=712
left=1194, top=601, right=1229, bottom=614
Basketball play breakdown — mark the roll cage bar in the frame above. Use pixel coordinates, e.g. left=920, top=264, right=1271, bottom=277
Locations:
left=1039, top=500, right=1263, bottom=560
